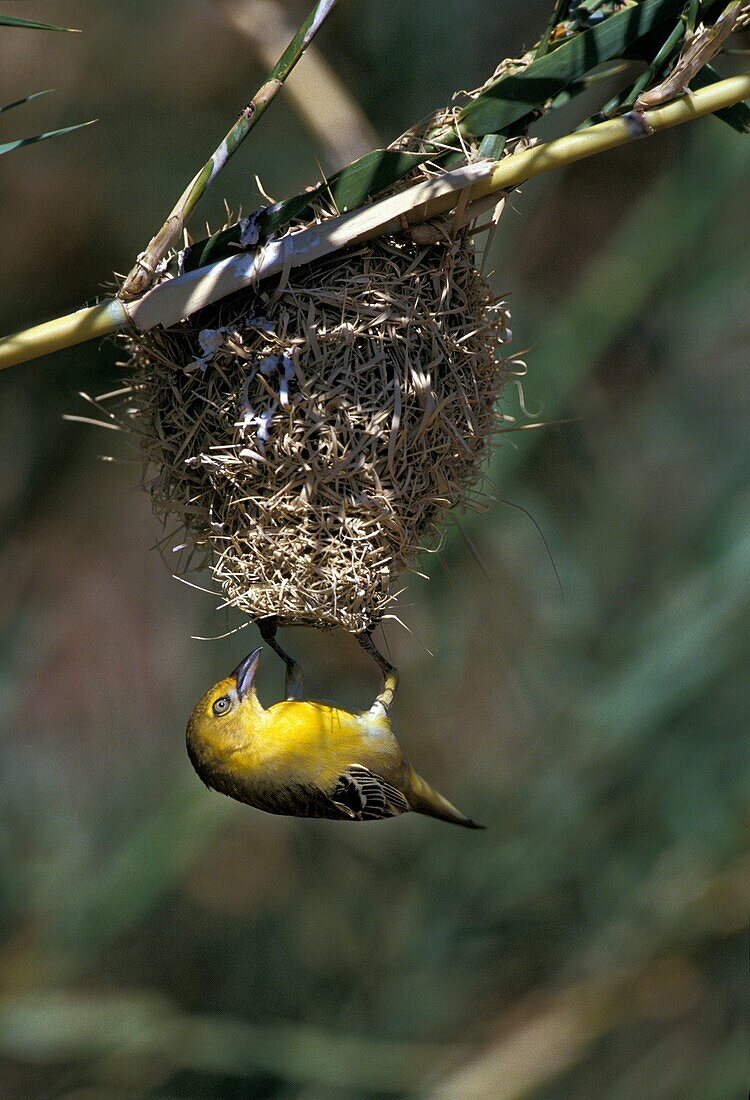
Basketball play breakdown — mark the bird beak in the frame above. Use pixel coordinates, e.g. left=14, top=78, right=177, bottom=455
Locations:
left=232, top=646, right=262, bottom=700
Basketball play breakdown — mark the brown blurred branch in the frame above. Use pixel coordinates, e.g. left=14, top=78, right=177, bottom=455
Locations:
left=119, top=0, right=341, bottom=301
left=430, top=854, right=749, bottom=1100
left=218, top=0, right=380, bottom=168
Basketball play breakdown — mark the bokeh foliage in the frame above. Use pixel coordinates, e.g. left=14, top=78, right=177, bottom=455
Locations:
left=0, top=2, right=747, bottom=1098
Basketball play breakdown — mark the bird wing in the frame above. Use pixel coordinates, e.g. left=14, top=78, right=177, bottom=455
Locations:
left=330, top=764, right=410, bottom=822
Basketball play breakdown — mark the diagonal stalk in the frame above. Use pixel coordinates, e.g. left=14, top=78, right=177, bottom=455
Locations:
left=118, top=0, right=339, bottom=301
left=1, top=72, right=749, bottom=371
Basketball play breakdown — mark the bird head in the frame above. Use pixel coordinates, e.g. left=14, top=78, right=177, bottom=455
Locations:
left=186, top=647, right=266, bottom=764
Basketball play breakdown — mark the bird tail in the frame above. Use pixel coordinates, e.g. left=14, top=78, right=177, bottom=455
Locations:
left=405, top=767, right=485, bottom=830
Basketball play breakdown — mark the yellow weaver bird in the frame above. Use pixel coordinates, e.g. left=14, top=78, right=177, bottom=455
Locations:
left=186, top=646, right=484, bottom=829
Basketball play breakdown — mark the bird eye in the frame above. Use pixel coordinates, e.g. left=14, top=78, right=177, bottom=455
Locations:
left=212, top=695, right=231, bottom=716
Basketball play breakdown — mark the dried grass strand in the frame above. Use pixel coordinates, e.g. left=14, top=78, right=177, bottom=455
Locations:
left=117, top=230, right=510, bottom=632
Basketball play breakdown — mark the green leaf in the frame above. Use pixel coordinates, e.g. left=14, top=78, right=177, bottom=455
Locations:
left=0, top=89, right=54, bottom=115
left=317, top=148, right=430, bottom=215
left=477, top=133, right=507, bottom=160
left=0, top=119, right=95, bottom=157
left=459, top=0, right=683, bottom=136
left=182, top=148, right=428, bottom=271
left=0, top=15, right=79, bottom=32
left=182, top=0, right=728, bottom=276
left=548, top=61, right=633, bottom=110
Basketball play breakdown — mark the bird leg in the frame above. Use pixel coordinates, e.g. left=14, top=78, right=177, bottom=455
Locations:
left=258, top=616, right=304, bottom=700
left=357, top=629, right=398, bottom=716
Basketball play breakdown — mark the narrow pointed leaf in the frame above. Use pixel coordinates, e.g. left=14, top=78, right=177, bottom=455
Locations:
left=0, top=15, right=79, bottom=32
left=181, top=0, right=739, bottom=276
left=459, top=0, right=683, bottom=136
left=182, top=148, right=428, bottom=272
left=548, top=62, right=633, bottom=109
left=0, top=119, right=95, bottom=157
left=0, top=89, right=54, bottom=115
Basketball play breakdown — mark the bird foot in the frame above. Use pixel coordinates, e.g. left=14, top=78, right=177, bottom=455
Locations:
left=258, top=616, right=304, bottom=700
left=356, top=630, right=398, bottom=715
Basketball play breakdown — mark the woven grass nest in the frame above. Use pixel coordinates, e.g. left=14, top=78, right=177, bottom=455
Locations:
left=121, top=226, right=511, bottom=634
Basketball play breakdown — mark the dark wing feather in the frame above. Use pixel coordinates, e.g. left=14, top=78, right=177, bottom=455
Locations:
left=190, top=755, right=410, bottom=823
left=330, top=764, right=410, bottom=822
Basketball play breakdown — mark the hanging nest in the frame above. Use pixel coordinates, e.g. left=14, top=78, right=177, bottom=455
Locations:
left=119, top=225, right=511, bottom=634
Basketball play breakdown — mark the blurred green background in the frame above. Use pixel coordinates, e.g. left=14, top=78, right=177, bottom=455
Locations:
left=0, top=2, right=748, bottom=1098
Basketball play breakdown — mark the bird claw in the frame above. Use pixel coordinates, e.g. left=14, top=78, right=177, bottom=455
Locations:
left=284, top=661, right=305, bottom=701
left=258, top=616, right=304, bottom=700
left=357, top=630, right=398, bottom=715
